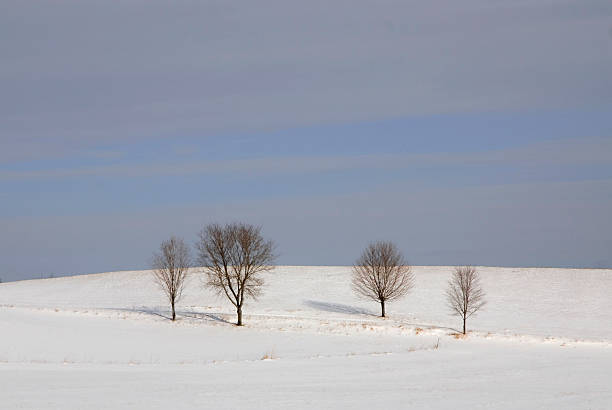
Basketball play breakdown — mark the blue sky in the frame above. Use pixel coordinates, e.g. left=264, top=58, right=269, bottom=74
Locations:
left=1, top=1, right=612, bottom=280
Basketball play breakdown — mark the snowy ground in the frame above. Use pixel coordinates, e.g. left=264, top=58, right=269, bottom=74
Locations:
left=1, top=266, right=611, bottom=409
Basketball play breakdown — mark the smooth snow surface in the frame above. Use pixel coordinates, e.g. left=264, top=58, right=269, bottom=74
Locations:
left=1, top=266, right=611, bottom=409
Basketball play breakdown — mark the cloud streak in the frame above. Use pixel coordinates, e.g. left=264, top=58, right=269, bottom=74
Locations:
left=1, top=0, right=611, bottom=159
left=2, top=137, right=610, bottom=181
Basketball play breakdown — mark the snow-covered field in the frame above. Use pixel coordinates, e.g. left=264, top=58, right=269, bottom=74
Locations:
left=1, top=266, right=611, bottom=409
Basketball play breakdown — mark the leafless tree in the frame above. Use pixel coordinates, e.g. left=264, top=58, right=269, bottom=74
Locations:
left=446, top=266, right=486, bottom=334
left=196, top=222, right=275, bottom=326
left=152, top=236, right=191, bottom=321
left=352, top=241, right=414, bottom=317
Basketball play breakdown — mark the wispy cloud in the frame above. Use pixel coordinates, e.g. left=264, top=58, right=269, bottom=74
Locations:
left=2, top=137, right=610, bottom=181
left=1, top=0, right=611, bottom=158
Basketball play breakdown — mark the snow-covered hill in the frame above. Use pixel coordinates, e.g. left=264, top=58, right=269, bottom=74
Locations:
left=1, top=266, right=611, bottom=409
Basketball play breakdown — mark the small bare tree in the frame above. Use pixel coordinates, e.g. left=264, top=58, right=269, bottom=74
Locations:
left=352, top=241, right=414, bottom=317
left=446, top=266, right=486, bottom=334
left=196, top=222, right=275, bottom=326
left=152, top=236, right=191, bottom=321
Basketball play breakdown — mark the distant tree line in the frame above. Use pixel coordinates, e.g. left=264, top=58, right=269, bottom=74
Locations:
left=151, top=221, right=485, bottom=334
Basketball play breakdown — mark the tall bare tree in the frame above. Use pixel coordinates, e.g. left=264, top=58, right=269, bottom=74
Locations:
left=152, top=236, right=191, bottom=321
left=196, top=222, right=275, bottom=326
left=352, top=241, right=414, bottom=317
left=446, top=266, right=486, bottom=334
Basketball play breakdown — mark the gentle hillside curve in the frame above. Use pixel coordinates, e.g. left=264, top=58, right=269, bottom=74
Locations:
left=1, top=266, right=610, bottom=341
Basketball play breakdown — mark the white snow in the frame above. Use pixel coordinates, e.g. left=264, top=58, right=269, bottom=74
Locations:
left=1, top=266, right=611, bottom=409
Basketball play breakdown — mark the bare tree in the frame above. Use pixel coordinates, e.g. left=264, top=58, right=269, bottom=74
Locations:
left=152, top=236, right=191, bottom=321
left=446, top=266, right=486, bottom=334
left=352, top=241, right=414, bottom=317
left=196, top=222, right=275, bottom=326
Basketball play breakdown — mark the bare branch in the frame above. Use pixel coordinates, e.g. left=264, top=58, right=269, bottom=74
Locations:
left=196, top=222, right=276, bottom=326
left=151, top=236, right=191, bottom=321
left=446, top=266, right=486, bottom=334
left=351, top=241, right=414, bottom=317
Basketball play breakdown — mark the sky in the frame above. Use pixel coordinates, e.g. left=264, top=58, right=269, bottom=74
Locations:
left=1, top=0, right=612, bottom=281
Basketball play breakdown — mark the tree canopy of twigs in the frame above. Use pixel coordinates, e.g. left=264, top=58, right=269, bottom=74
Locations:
left=446, top=266, right=486, bottom=334
left=352, top=241, right=414, bottom=317
left=196, top=222, right=275, bottom=326
left=152, top=236, right=191, bottom=321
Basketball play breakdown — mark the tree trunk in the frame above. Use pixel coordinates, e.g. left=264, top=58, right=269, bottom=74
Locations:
left=237, top=305, right=243, bottom=326
left=380, top=300, right=386, bottom=318
left=462, top=316, right=466, bottom=334
left=171, top=299, right=176, bottom=321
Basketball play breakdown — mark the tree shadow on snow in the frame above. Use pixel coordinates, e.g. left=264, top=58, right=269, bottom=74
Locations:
left=111, top=307, right=231, bottom=324
left=180, top=310, right=232, bottom=325
left=110, top=307, right=173, bottom=321
left=398, top=321, right=461, bottom=334
left=302, top=302, right=460, bottom=333
left=303, top=300, right=375, bottom=316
